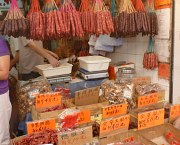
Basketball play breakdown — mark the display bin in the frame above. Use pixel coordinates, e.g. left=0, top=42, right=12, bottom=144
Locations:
left=129, top=102, right=167, bottom=130
left=78, top=56, right=111, bottom=72
left=31, top=99, right=76, bottom=120
left=135, top=90, right=165, bottom=108
left=138, top=124, right=180, bottom=145
left=36, top=63, right=73, bottom=78
left=75, top=97, right=109, bottom=116
left=100, top=130, right=156, bottom=145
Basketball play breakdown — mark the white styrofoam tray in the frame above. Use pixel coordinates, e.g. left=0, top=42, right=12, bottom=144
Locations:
left=78, top=56, right=111, bottom=72
left=36, top=63, right=73, bottom=78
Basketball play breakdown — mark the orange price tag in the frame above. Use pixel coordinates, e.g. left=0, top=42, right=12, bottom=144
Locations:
left=138, top=108, right=164, bottom=130
left=158, top=63, right=169, bottom=80
left=102, top=104, right=127, bottom=119
left=27, top=118, right=56, bottom=134
left=170, top=104, right=180, bottom=121
left=138, top=93, right=158, bottom=108
left=78, top=110, right=91, bottom=124
left=155, top=0, right=171, bottom=10
left=36, top=92, right=62, bottom=109
left=100, top=114, right=130, bottom=133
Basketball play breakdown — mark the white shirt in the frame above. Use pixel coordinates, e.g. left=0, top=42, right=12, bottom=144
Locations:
left=11, top=37, right=44, bottom=74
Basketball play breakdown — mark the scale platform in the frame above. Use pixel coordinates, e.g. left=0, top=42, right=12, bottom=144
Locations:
left=46, top=75, right=72, bottom=84
left=78, top=68, right=109, bottom=80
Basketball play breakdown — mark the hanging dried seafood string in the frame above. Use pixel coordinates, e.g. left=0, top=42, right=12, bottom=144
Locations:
left=60, top=0, right=84, bottom=38
left=110, top=0, right=118, bottom=37
left=27, top=0, right=45, bottom=40
left=42, top=0, right=58, bottom=12
left=143, top=36, right=158, bottom=70
left=132, top=0, right=150, bottom=35
left=117, top=0, right=137, bottom=37
left=43, top=0, right=66, bottom=39
left=79, top=0, right=92, bottom=35
left=0, top=0, right=29, bottom=37
left=92, top=0, right=114, bottom=35
left=146, top=0, right=158, bottom=36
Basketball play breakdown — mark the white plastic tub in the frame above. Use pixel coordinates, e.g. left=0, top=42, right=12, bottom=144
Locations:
left=78, top=56, right=111, bottom=72
left=36, top=63, right=72, bottom=78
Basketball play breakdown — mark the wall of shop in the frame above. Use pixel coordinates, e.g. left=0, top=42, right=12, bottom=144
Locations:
left=172, top=0, right=180, bottom=104
left=107, top=35, right=170, bottom=101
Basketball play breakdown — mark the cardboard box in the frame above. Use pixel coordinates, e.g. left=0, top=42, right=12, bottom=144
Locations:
left=138, top=124, right=180, bottom=145
left=58, top=126, right=93, bottom=145
left=99, top=114, right=130, bottom=138
left=100, top=130, right=156, bottom=145
left=132, top=76, right=151, bottom=86
left=130, top=102, right=166, bottom=130
left=76, top=97, right=109, bottom=116
left=135, top=90, right=165, bottom=108
left=31, top=99, right=76, bottom=120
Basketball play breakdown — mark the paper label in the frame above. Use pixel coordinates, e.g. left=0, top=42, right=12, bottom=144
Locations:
left=75, top=87, right=100, bottom=106
left=27, top=118, right=56, bottom=134
left=138, top=108, right=164, bottom=130
left=36, top=92, right=62, bottom=109
left=170, top=104, right=180, bottom=122
left=28, top=89, right=39, bottom=99
left=58, top=126, right=93, bottom=145
left=155, top=0, right=171, bottom=10
left=158, top=63, right=169, bottom=80
left=100, top=115, right=130, bottom=133
left=102, top=104, right=127, bottom=119
left=138, top=93, right=158, bottom=108
left=77, top=110, right=91, bottom=124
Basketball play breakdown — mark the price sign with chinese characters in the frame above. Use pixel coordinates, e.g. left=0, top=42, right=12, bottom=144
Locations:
left=132, top=77, right=151, bottom=86
left=102, top=104, right=128, bottom=119
left=100, top=114, right=130, bottom=134
left=138, top=93, right=158, bottom=108
left=155, top=0, right=171, bottom=10
left=27, top=118, right=56, bottom=134
left=75, top=87, right=100, bottom=106
left=138, top=108, right=164, bottom=130
left=170, top=104, right=180, bottom=122
left=36, top=92, right=62, bottom=109
left=77, top=110, right=91, bottom=124
left=58, top=126, right=93, bottom=145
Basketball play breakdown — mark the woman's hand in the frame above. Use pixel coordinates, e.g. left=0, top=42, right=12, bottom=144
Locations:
left=47, top=56, right=59, bottom=67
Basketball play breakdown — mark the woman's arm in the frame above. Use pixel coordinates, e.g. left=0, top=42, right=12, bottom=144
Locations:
left=27, top=41, right=59, bottom=67
left=10, top=51, right=19, bottom=70
left=0, top=55, right=10, bottom=80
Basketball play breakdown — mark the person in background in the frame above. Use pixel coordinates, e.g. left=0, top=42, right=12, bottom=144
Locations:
left=11, top=37, right=59, bottom=81
left=0, top=35, right=12, bottom=145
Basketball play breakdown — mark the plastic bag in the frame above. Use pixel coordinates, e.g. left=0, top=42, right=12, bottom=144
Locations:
left=16, top=78, right=51, bottom=121
left=101, top=80, right=136, bottom=110
left=135, top=83, right=161, bottom=95
left=58, top=109, right=80, bottom=131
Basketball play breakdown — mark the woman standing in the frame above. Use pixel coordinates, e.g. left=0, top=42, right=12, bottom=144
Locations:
left=0, top=35, right=12, bottom=145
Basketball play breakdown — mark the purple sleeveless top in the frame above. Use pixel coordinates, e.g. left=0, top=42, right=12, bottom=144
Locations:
left=0, top=36, right=9, bottom=95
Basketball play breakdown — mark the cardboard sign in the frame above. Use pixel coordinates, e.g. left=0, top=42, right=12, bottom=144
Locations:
left=36, top=92, right=62, bottom=109
left=100, top=114, right=130, bottom=133
left=78, top=110, right=91, bottom=124
left=138, top=93, right=158, bottom=108
left=170, top=104, right=180, bottom=122
left=138, top=108, right=164, bottom=130
left=102, top=104, right=128, bottom=119
left=132, top=77, right=151, bottom=86
left=27, top=118, right=56, bottom=134
left=155, top=0, right=171, bottom=10
left=58, top=126, right=93, bottom=145
left=75, top=87, right=100, bottom=106
left=158, top=63, right=169, bottom=80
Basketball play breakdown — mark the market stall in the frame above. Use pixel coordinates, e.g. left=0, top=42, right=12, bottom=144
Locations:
left=0, top=0, right=179, bottom=145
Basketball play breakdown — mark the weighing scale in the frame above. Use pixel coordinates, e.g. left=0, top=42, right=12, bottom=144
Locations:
left=46, top=74, right=72, bottom=85
left=77, top=68, right=109, bottom=80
